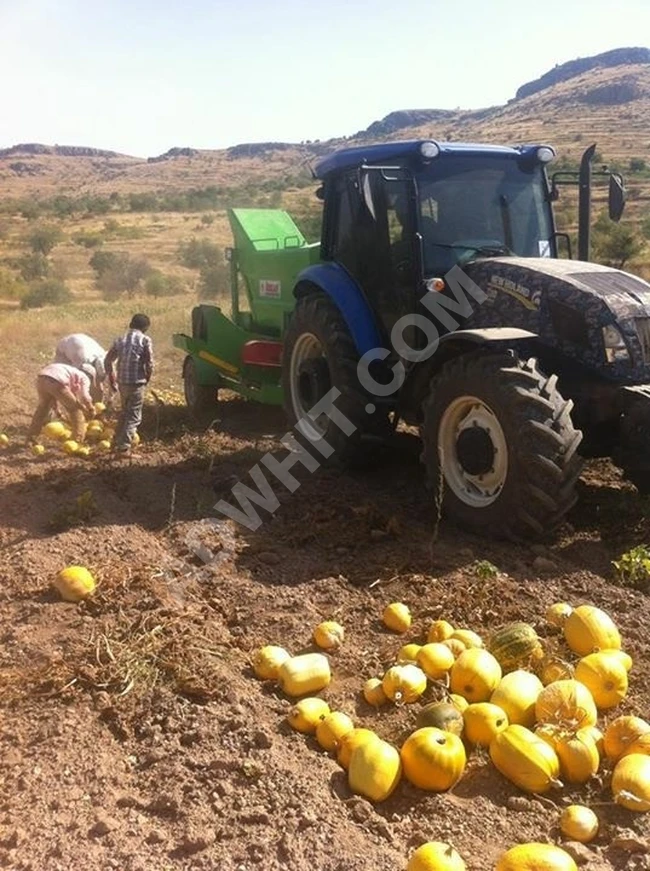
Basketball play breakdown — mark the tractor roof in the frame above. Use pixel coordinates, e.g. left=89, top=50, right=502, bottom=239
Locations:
left=313, top=140, right=542, bottom=179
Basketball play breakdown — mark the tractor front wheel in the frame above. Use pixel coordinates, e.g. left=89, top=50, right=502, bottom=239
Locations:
left=183, top=357, right=219, bottom=423
left=421, top=350, right=583, bottom=540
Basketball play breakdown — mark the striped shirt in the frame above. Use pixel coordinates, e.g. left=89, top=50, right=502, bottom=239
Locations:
left=106, top=329, right=154, bottom=385
left=39, top=363, right=93, bottom=406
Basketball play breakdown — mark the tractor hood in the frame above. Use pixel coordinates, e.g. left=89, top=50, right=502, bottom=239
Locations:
left=460, top=256, right=650, bottom=381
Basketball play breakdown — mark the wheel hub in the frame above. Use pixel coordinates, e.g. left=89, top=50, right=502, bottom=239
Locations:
left=438, top=396, right=509, bottom=508
left=297, top=358, right=331, bottom=410
left=456, top=426, right=495, bottom=476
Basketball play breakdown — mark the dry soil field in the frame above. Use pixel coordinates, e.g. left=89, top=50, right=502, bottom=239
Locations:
left=1, top=284, right=650, bottom=871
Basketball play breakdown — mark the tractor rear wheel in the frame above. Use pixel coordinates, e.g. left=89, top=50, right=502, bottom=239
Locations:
left=421, top=350, right=584, bottom=540
left=282, top=291, right=385, bottom=461
left=617, top=401, right=650, bottom=495
left=183, top=356, right=219, bottom=423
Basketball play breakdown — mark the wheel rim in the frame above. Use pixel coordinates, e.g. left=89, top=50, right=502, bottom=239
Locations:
left=289, top=333, right=332, bottom=440
left=438, top=395, right=508, bottom=507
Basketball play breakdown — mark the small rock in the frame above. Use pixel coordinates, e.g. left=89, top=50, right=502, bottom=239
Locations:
left=506, top=796, right=533, bottom=812
left=180, top=730, right=201, bottom=747
left=177, top=828, right=216, bottom=854
left=252, top=730, right=272, bottom=750
left=89, top=812, right=119, bottom=838
left=350, top=798, right=374, bottom=823
left=611, top=833, right=650, bottom=854
left=562, top=841, right=595, bottom=865
left=145, top=828, right=166, bottom=845
left=532, top=556, right=558, bottom=573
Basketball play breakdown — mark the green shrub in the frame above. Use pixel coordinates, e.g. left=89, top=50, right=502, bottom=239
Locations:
left=0, top=267, right=27, bottom=300
left=145, top=270, right=186, bottom=297
left=74, top=232, right=104, bottom=248
left=197, top=263, right=229, bottom=299
left=629, top=157, right=647, bottom=173
left=28, top=224, right=64, bottom=255
left=96, top=254, right=152, bottom=300
left=20, top=279, right=72, bottom=309
left=613, top=545, right=650, bottom=592
left=177, top=237, right=223, bottom=271
left=18, top=252, right=50, bottom=281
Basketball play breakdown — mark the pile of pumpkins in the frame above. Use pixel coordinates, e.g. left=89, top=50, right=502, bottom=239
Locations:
left=252, top=602, right=650, bottom=870
left=35, top=407, right=140, bottom=458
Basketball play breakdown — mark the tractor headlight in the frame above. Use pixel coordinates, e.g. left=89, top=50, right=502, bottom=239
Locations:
left=536, top=146, right=556, bottom=164
left=420, top=141, right=440, bottom=160
left=602, top=325, right=629, bottom=362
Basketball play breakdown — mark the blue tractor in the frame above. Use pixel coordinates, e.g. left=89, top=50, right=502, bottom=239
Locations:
left=278, top=138, right=650, bottom=540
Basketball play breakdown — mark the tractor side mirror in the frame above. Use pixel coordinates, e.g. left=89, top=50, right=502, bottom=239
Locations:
left=608, top=174, right=625, bottom=223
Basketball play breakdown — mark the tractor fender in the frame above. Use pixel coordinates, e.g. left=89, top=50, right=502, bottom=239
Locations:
left=400, top=327, right=540, bottom=425
left=294, top=263, right=384, bottom=356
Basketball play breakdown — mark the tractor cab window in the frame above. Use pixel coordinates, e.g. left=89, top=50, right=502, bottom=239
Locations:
left=415, top=157, right=554, bottom=275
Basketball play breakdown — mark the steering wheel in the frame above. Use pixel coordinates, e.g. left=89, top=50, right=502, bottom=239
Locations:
left=450, top=239, right=513, bottom=266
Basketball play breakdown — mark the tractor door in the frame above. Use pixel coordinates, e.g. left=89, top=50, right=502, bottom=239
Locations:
left=324, top=170, right=420, bottom=339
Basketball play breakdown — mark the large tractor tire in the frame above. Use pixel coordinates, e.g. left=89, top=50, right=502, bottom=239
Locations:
left=421, top=350, right=584, bottom=540
left=183, top=356, right=219, bottom=423
left=282, top=291, right=386, bottom=461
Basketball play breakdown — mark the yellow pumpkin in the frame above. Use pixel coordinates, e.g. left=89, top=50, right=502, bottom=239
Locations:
left=287, top=697, right=330, bottom=733
left=427, top=620, right=455, bottom=643
left=564, top=604, right=621, bottom=656
left=489, top=725, right=561, bottom=794
left=612, top=754, right=650, bottom=811
left=496, top=844, right=577, bottom=871
left=336, top=728, right=379, bottom=769
left=42, top=421, right=66, bottom=440
left=407, top=841, right=466, bottom=871
left=575, top=651, right=628, bottom=709
left=442, top=638, right=467, bottom=659
left=363, top=677, right=388, bottom=707
left=0, top=433, right=9, bottom=448
left=624, top=733, right=650, bottom=759
left=315, top=711, right=354, bottom=751
left=62, top=439, right=79, bottom=455
left=585, top=725, right=605, bottom=759
left=382, top=664, right=427, bottom=705
left=277, top=653, right=331, bottom=697
left=416, top=643, right=455, bottom=680
left=53, top=565, right=96, bottom=602
left=534, top=679, right=597, bottom=729
left=546, top=602, right=573, bottom=627
left=537, top=726, right=599, bottom=784
left=560, top=805, right=599, bottom=843
left=348, top=737, right=402, bottom=802
left=382, top=602, right=411, bottom=633
left=463, top=703, right=508, bottom=747
left=31, top=443, right=45, bottom=457
left=603, top=715, right=650, bottom=762
left=450, top=629, right=483, bottom=648
left=252, top=645, right=291, bottom=680
left=398, top=643, right=422, bottom=663
left=449, top=693, right=469, bottom=712
left=540, top=657, right=574, bottom=686
left=401, top=727, right=466, bottom=791
left=490, top=670, right=543, bottom=727
left=450, top=648, right=502, bottom=702
left=313, top=620, right=345, bottom=650
left=601, top=648, right=632, bottom=672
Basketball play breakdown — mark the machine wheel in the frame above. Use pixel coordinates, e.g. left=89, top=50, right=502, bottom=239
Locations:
left=281, top=291, right=386, bottom=461
left=183, top=357, right=219, bottom=422
left=421, top=350, right=584, bottom=540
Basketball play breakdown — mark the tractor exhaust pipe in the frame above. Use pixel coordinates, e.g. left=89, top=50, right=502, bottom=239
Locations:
left=578, top=144, right=596, bottom=262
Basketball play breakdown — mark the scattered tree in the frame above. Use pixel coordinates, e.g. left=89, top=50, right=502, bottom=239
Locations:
left=20, top=279, right=72, bottom=309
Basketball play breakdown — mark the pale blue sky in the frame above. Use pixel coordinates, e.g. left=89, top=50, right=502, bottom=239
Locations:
left=1, top=0, right=649, bottom=158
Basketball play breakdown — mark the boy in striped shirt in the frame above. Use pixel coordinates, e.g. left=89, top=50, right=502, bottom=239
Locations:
left=105, top=314, right=154, bottom=455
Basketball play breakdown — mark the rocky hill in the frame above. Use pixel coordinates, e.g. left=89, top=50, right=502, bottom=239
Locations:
left=1, top=48, right=649, bottom=202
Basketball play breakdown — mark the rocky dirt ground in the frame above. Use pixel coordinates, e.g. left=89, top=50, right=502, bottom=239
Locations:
left=1, top=394, right=650, bottom=871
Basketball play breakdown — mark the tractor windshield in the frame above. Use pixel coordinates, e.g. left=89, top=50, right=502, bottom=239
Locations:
left=415, top=156, right=553, bottom=275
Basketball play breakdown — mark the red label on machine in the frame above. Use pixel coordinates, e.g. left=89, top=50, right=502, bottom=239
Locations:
left=259, top=280, right=281, bottom=299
